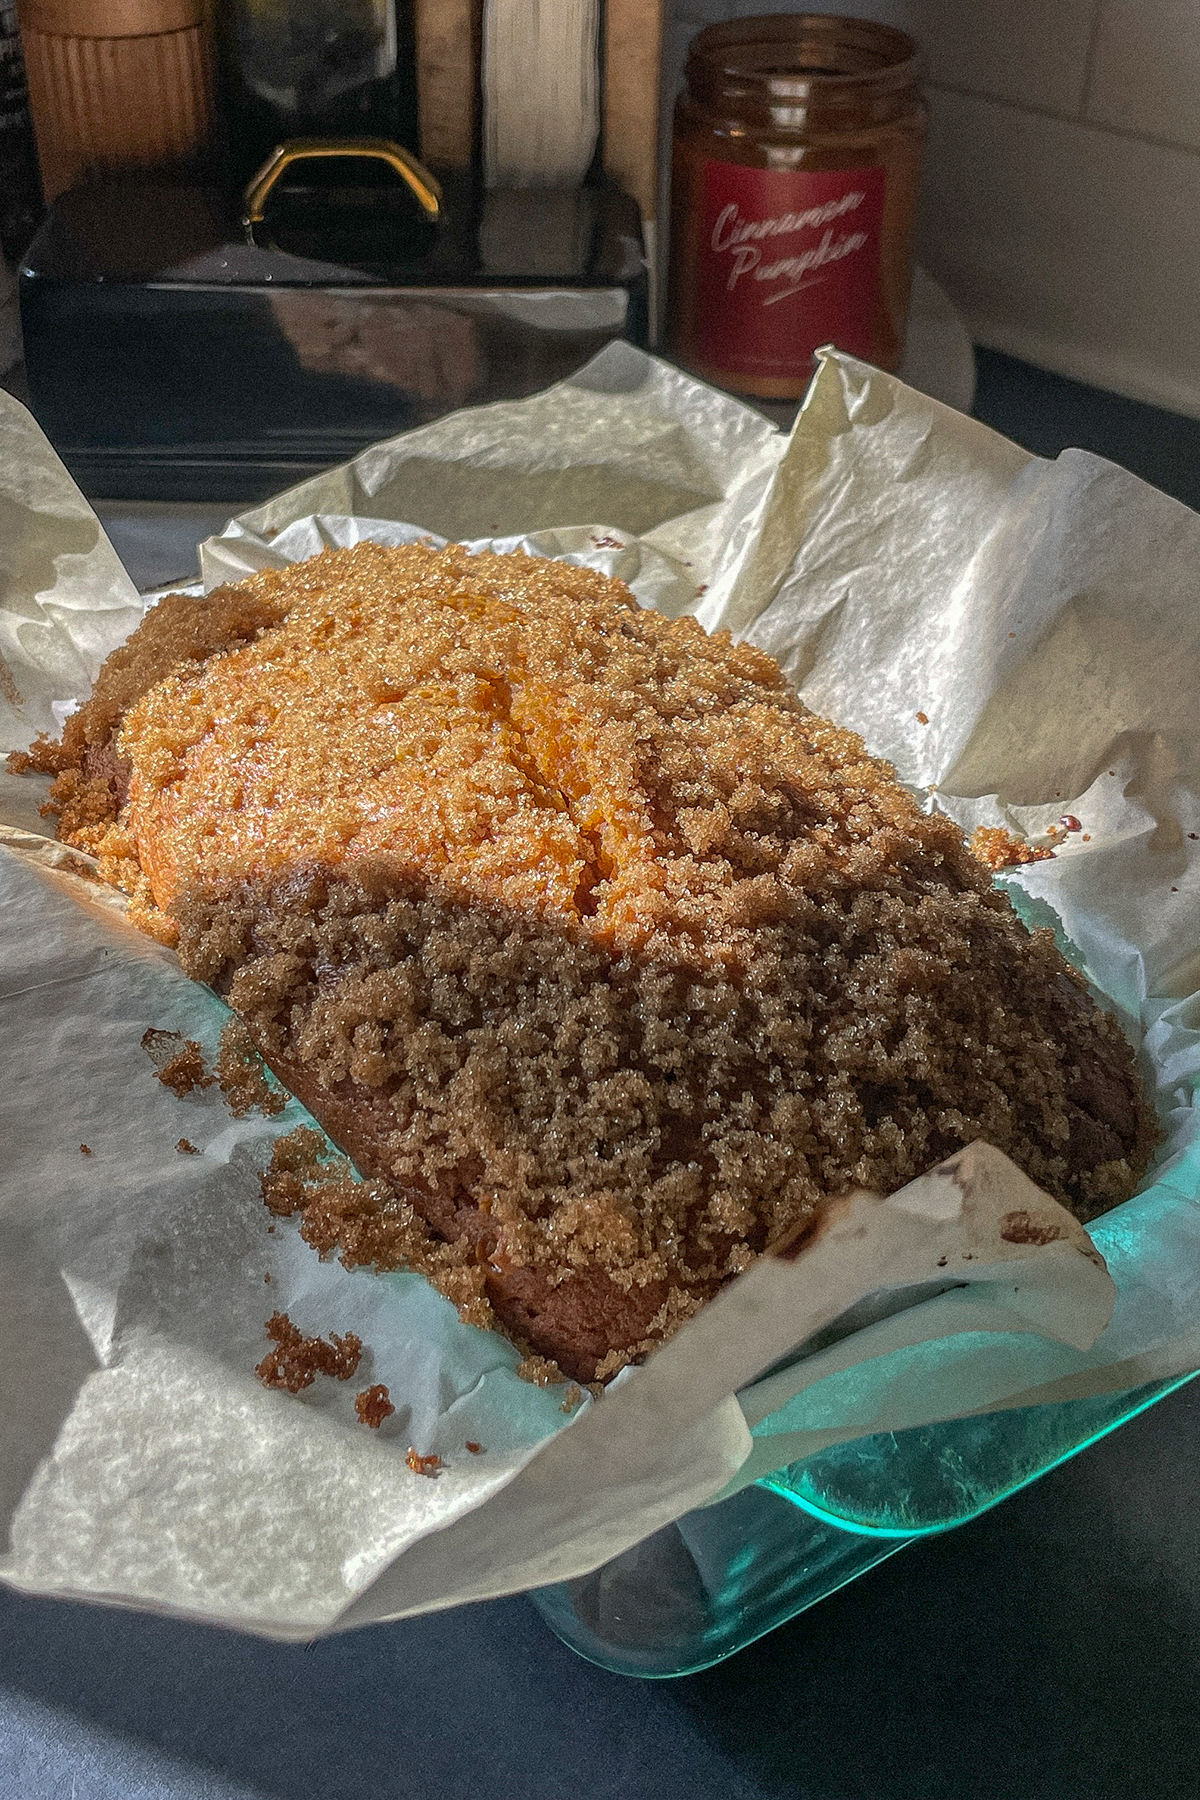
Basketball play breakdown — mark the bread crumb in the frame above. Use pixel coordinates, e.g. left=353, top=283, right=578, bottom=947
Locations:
left=465, top=1440, right=485, bottom=1454
left=79, top=1143, right=92, bottom=1155
left=141, top=1027, right=214, bottom=1095
left=176, top=1137, right=198, bottom=1155
left=517, top=1353, right=566, bottom=1387
left=255, top=1311, right=363, bottom=1393
left=405, top=1448, right=444, bottom=1477
left=355, top=1384, right=395, bottom=1428
left=560, top=1384, right=583, bottom=1414
left=915, top=710, right=929, bottom=724
left=216, top=1017, right=287, bottom=1118
left=257, top=1125, right=494, bottom=1330
left=969, top=826, right=1055, bottom=872
left=1000, top=1208, right=1064, bottom=1246
left=59, top=852, right=102, bottom=882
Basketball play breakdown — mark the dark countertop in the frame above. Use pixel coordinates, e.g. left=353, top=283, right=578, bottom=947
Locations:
left=3, top=350, right=1200, bottom=1799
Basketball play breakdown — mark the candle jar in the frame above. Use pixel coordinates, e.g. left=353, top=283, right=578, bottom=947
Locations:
left=667, top=13, right=926, bottom=399
left=18, top=0, right=216, bottom=202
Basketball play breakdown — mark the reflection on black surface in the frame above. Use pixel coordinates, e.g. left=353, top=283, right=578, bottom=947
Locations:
left=19, top=174, right=647, bottom=502
left=268, top=291, right=483, bottom=410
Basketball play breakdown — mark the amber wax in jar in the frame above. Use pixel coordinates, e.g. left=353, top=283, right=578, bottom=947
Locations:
left=667, top=14, right=926, bottom=398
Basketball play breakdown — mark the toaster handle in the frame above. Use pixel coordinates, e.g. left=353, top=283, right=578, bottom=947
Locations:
left=243, top=138, right=443, bottom=242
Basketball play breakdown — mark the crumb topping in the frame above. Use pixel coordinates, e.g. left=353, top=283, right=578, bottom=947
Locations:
left=1000, top=1208, right=1065, bottom=1246
left=141, top=1027, right=214, bottom=1096
left=517, top=1353, right=568, bottom=1388
left=110, top=542, right=973, bottom=962
left=970, top=825, right=1055, bottom=872
left=405, top=1448, right=444, bottom=1477
left=255, top=1311, right=363, bottom=1392
left=257, top=1125, right=492, bottom=1328
left=216, top=1017, right=288, bottom=1118
left=355, top=1384, right=395, bottom=1428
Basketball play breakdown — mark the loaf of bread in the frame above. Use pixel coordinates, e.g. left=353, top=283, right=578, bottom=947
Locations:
left=17, top=542, right=1158, bottom=1380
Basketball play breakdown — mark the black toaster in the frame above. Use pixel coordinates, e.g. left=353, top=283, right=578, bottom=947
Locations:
left=20, top=153, right=647, bottom=503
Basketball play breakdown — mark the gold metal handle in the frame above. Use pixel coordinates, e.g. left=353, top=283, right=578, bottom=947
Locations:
left=242, top=138, right=443, bottom=242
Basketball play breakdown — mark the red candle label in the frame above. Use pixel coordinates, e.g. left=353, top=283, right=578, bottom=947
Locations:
left=694, top=161, right=885, bottom=380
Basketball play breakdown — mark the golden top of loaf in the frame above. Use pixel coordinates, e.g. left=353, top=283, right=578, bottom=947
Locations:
left=115, top=540, right=969, bottom=955
left=18, top=541, right=1158, bottom=1380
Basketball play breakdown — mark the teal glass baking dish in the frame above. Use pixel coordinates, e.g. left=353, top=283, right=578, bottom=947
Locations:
left=530, top=1367, right=1197, bottom=1677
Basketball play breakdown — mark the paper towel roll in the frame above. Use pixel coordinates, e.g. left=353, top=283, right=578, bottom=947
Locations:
left=483, top=0, right=599, bottom=188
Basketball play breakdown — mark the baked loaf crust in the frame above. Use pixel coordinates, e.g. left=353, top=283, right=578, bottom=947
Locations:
left=19, top=542, right=1159, bottom=1380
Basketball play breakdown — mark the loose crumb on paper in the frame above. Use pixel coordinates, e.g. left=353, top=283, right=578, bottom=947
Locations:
left=355, top=1384, right=395, bottom=1429
left=257, top=1125, right=494, bottom=1331
left=255, top=1311, right=363, bottom=1393
left=465, top=1440, right=485, bottom=1454
left=405, top=1448, right=444, bottom=1477
left=217, top=1018, right=288, bottom=1118
left=79, top=1143, right=92, bottom=1155
left=970, top=826, right=1055, bottom=873
left=176, top=1137, right=198, bottom=1155
left=517, top=1352, right=567, bottom=1388
left=59, top=852, right=103, bottom=883
left=1000, top=1209, right=1064, bottom=1246
left=141, top=1027, right=214, bottom=1096
left=915, top=710, right=929, bottom=724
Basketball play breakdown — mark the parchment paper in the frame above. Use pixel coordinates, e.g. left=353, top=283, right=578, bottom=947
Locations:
left=1, top=344, right=1198, bottom=1637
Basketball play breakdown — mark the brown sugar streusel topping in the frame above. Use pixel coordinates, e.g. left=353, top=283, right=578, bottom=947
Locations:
left=405, top=1448, right=444, bottom=1477
left=255, top=1311, right=363, bottom=1393
left=13, top=542, right=1159, bottom=1382
left=141, top=1028, right=213, bottom=1096
left=216, top=1017, right=288, bottom=1118
left=355, top=1384, right=395, bottom=1429
left=970, top=825, right=1055, bottom=873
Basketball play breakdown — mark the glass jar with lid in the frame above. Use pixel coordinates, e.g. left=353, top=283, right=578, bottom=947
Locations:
left=667, top=13, right=926, bottom=399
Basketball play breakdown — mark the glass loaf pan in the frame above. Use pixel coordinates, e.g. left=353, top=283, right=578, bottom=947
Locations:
left=532, top=1369, right=1198, bottom=1679
left=531, top=1149, right=1200, bottom=1676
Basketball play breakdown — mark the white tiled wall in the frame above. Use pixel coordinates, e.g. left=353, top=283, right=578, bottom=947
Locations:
left=666, top=0, right=1200, bottom=419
